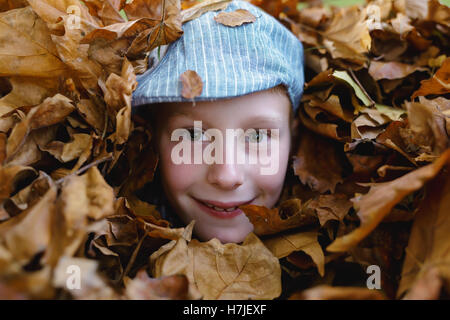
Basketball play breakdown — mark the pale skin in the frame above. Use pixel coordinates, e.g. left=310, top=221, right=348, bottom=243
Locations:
left=152, top=88, right=298, bottom=244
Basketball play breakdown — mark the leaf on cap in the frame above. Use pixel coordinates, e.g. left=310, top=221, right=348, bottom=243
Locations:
left=181, top=0, right=232, bottom=23
left=213, top=8, right=256, bottom=27
left=180, top=70, right=203, bottom=99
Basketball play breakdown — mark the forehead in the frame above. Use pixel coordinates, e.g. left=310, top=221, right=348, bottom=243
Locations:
left=160, top=88, right=291, bottom=121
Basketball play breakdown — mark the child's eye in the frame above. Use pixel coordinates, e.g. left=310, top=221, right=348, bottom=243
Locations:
left=246, top=129, right=270, bottom=143
left=187, top=128, right=208, bottom=141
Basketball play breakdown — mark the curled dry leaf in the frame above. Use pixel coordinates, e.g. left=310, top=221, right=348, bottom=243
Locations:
left=180, top=70, right=203, bottom=100
left=289, top=285, right=386, bottom=300
left=214, top=8, right=256, bottom=27
left=125, top=0, right=183, bottom=56
left=369, top=61, right=427, bottom=81
left=309, top=194, right=353, bottom=226
left=181, top=0, right=231, bottom=23
left=59, top=166, right=115, bottom=222
left=402, top=267, right=443, bottom=300
left=0, top=182, right=56, bottom=266
left=293, top=130, right=344, bottom=193
left=397, top=162, right=450, bottom=298
left=124, top=270, right=189, bottom=300
left=240, top=198, right=317, bottom=236
left=327, top=149, right=450, bottom=252
left=322, top=6, right=371, bottom=65
left=263, top=231, right=325, bottom=276
left=412, top=57, right=450, bottom=98
left=52, top=256, right=118, bottom=299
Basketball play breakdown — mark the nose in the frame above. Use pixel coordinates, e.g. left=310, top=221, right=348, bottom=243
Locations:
left=207, top=163, right=244, bottom=190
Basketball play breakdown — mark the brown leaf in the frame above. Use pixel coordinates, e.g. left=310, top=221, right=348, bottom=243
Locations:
left=327, top=149, right=450, bottom=252
left=412, top=57, right=450, bottom=98
left=52, top=256, right=118, bottom=299
left=0, top=7, right=67, bottom=77
left=293, top=130, right=344, bottom=193
left=369, top=61, right=427, bottom=81
left=125, top=0, right=183, bottom=56
left=83, top=0, right=126, bottom=26
left=151, top=229, right=281, bottom=300
left=102, top=58, right=137, bottom=115
left=406, top=97, right=450, bottom=156
left=290, top=285, right=386, bottom=300
left=397, top=163, right=450, bottom=298
left=180, top=70, right=203, bottom=100
left=263, top=231, right=325, bottom=276
left=309, top=194, right=353, bottom=226
left=322, top=6, right=371, bottom=65
left=42, top=133, right=92, bottom=163
left=124, top=270, right=188, bottom=300
left=0, top=183, right=56, bottom=265
left=60, top=166, right=115, bottom=222
left=181, top=0, right=231, bottom=23
left=0, top=77, right=60, bottom=113
left=402, top=267, right=443, bottom=300
left=27, top=0, right=102, bottom=33
left=214, top=8, right=256, bottom=27
left=0, top=165, right=36, bottom=202
left=240, top=199, right=317, bottom=236
left=76, top=99, right=106, bottom=134
left=0, top=132, right=6, bottom=164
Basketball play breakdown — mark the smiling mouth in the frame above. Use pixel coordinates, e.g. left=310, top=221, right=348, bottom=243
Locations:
left=192, top=197, right=255, bottom=219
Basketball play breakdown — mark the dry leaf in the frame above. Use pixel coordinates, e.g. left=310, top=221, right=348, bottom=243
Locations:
left=293, top=130, right=344, bottom=193
left=290, top=285, right=386, bottom=300
left=263, top=231, right=325, bottom=276
left=397, top=162, right=450, bottom=298
left=240, top=199, right=317, bottom=236
left=214, top=8, right=256, bottom=27
left=181, top=0, right=231, bottom=23
left=180, top=70, right=203, bottom=99
left=327, top=149, right=450, bottom=252
left=124, top=270, right=189, bottom=300
left=151, top=230, right=281, bottom=300
left=412, top=57, right=450, bottom=98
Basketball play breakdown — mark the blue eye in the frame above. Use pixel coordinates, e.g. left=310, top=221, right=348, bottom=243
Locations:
left=246, top=129, right=270, bottom=143
left=187, top=128, right=207, bottom=141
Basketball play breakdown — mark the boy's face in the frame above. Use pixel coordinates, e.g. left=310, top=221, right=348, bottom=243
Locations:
left=154, top=88, right=294, bottom=243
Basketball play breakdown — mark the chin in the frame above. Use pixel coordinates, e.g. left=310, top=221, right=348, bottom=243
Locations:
left=195, top=224, right=253, bottom=244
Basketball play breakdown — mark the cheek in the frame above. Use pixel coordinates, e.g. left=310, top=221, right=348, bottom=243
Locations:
left=253, top=135, right=291, bottom=205
left=158, top=141, right=197, bottom=193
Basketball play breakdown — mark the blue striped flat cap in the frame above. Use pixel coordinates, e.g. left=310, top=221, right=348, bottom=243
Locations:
left=131, top=0, right=305, bottom=112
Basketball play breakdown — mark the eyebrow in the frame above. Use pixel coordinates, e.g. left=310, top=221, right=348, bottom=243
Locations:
left=244, top=116, right=283, bottom=127
left=166, top=112, right=283, bottom=127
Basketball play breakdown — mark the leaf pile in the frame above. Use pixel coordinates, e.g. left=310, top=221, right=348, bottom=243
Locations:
left=0, top=0, right=449, bottom=300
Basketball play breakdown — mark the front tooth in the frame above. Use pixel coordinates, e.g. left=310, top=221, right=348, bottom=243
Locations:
left=225, top=207, right=237, bottom=212
left=213, top=206, right=225, bottom=211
